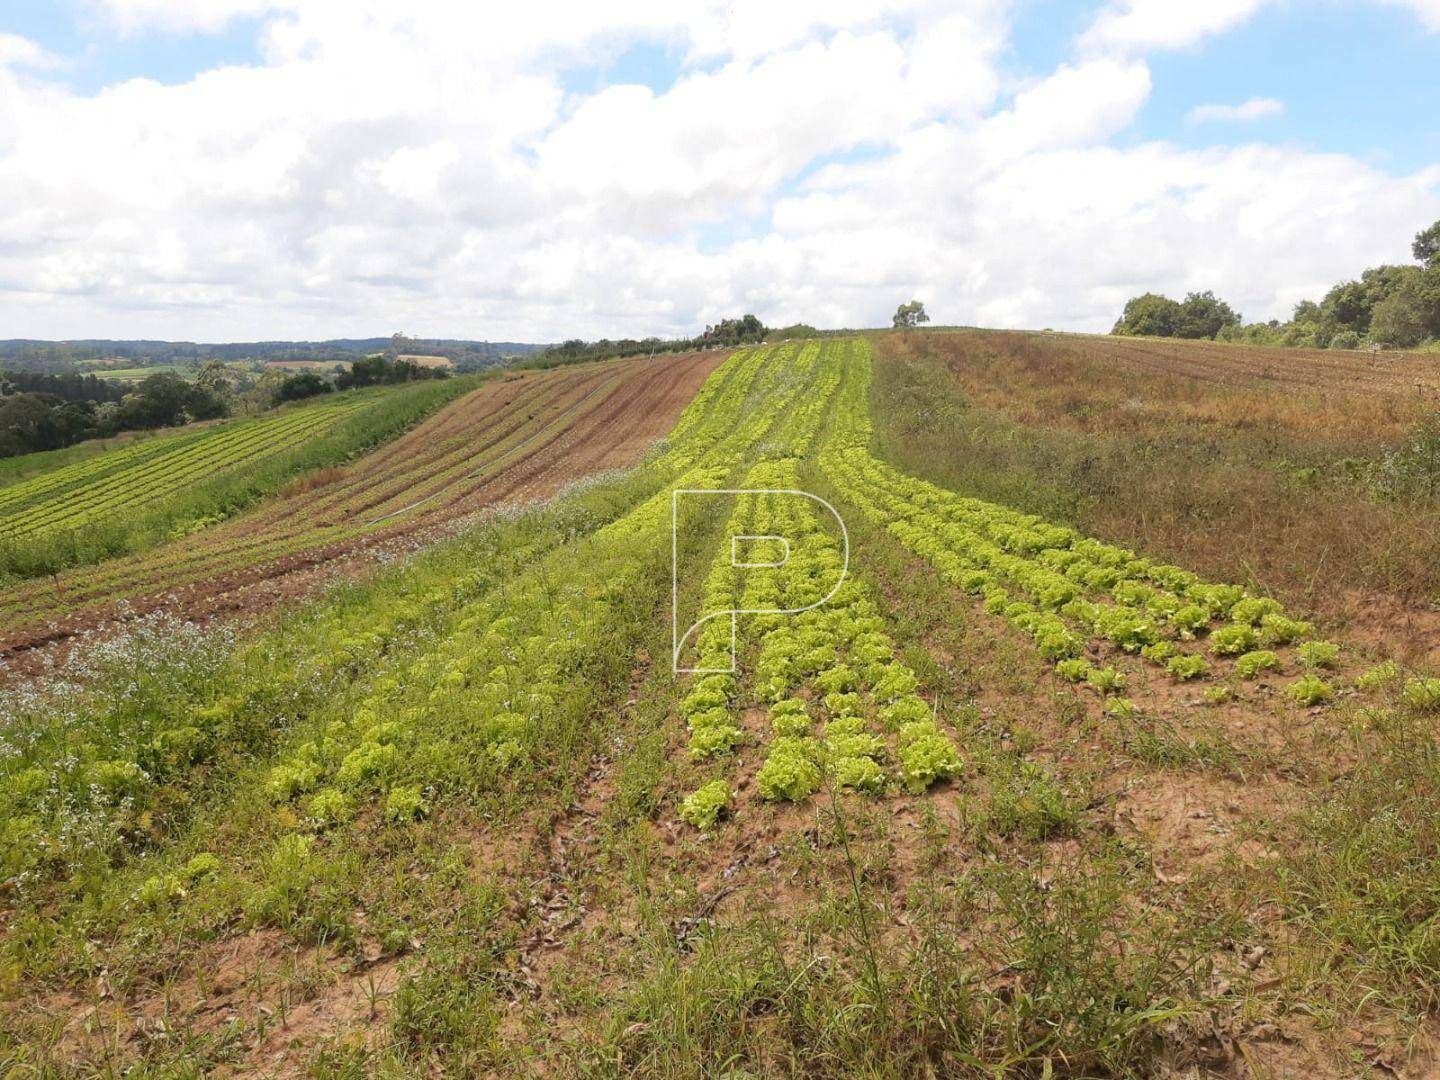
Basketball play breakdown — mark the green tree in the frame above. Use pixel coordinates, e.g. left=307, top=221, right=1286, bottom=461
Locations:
left=1174, top=291, right=1241, bottom=339
left=117, top=373, right=192, bottom=429
left=893, top=301, right=929, bottom=329
left=0, top=394, right=61, bottom=456
left=194, top=359, right=235, bottom=398
left=1369, top=268, right=1440, bottom=347
left=1111, top=293, right=1181, bottom=337
left=276, top=372, right=333, bottom=402
left=1414, top=219, right=1440, bottom=269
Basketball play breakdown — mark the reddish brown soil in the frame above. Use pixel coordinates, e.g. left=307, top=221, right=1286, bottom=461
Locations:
left=0, top=352, right=723, bottom=671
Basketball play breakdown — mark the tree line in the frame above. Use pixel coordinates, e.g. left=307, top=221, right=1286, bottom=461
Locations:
left=0, top=335, right=544, bottom=375
left=523, top=315, right=770, bottom=368
left=0, top=355, right=449, bottom=459
left=1113, top=218, right=1440, bottom=349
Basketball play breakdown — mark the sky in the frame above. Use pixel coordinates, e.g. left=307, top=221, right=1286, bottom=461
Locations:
left=0, top=0, right=1438, bottom=343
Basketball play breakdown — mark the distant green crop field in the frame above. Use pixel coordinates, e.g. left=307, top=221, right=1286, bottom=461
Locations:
left=0, top=397, right=368, bottom=540
left=0, top=428, right=175, bottom=487
left=0, top=377, right=478, bottom=579
left=79, top=364, right=181, bottom=380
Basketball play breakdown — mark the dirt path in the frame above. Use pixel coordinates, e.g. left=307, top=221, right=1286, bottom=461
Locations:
left=0, top=351, right=724, bottom=672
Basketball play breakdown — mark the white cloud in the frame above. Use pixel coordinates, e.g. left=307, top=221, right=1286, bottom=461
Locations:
left=0, top=33, right=62, bottom=70
left=1078, top=0, right=1440, bottom=56
left=0, top=0, right=1437, bottom=341
left=94, top=0, right=293, bottom=35
left=1186, top=97, right=1285, bottom=124
left=1383, top=0, right=1440, bottom=30
left=1077, top=0, right=1269, bottom=54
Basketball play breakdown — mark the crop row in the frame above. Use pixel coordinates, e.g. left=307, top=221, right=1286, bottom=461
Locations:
left=246, top=349, right=827, bottom=853
left=0, top=396, right=368, bottom=538
left=0, top=344, right=839, bottom=912
left=819, top=342, right=1339, bottom=707
left=184, top=344, right=839, bottom=909
left=676, top=341, right=962, bottom=827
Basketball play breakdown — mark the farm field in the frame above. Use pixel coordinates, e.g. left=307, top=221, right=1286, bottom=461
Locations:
left=4, top=336, right=1440, bottom=1076
left=876, top=330, right=1440, bottom=654
left=0, top=351, right=722, bottom=667
left=0, top=379, right=477, bottom=585
left=1031, top=331, right=1440, bottom=396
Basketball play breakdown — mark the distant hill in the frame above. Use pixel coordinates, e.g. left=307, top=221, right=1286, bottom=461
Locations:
left=0, top=338, right=549, bottom=374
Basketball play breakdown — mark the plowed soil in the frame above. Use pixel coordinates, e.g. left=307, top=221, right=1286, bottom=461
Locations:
left=1045, top=331, right=1440, bottom=396
left=0, top=351, right=724, bottom=667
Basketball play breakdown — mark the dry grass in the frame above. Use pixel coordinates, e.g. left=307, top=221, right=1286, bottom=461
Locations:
left=279, top=466, right=347, bottom=498
left=871, top=330, right=1440, bottom=640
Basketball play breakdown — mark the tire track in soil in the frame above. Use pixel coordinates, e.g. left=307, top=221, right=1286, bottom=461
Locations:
left=0, top=352, right=725, bottom=675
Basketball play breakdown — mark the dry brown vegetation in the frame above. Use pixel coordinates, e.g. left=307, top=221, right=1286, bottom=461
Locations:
left=872, top=329, right=1440, bottom=659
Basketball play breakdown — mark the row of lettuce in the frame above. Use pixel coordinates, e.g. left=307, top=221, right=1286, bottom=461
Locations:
left=818, top=340, right=1414, bottom=713
left=0, top=342, right=844, bottom=944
